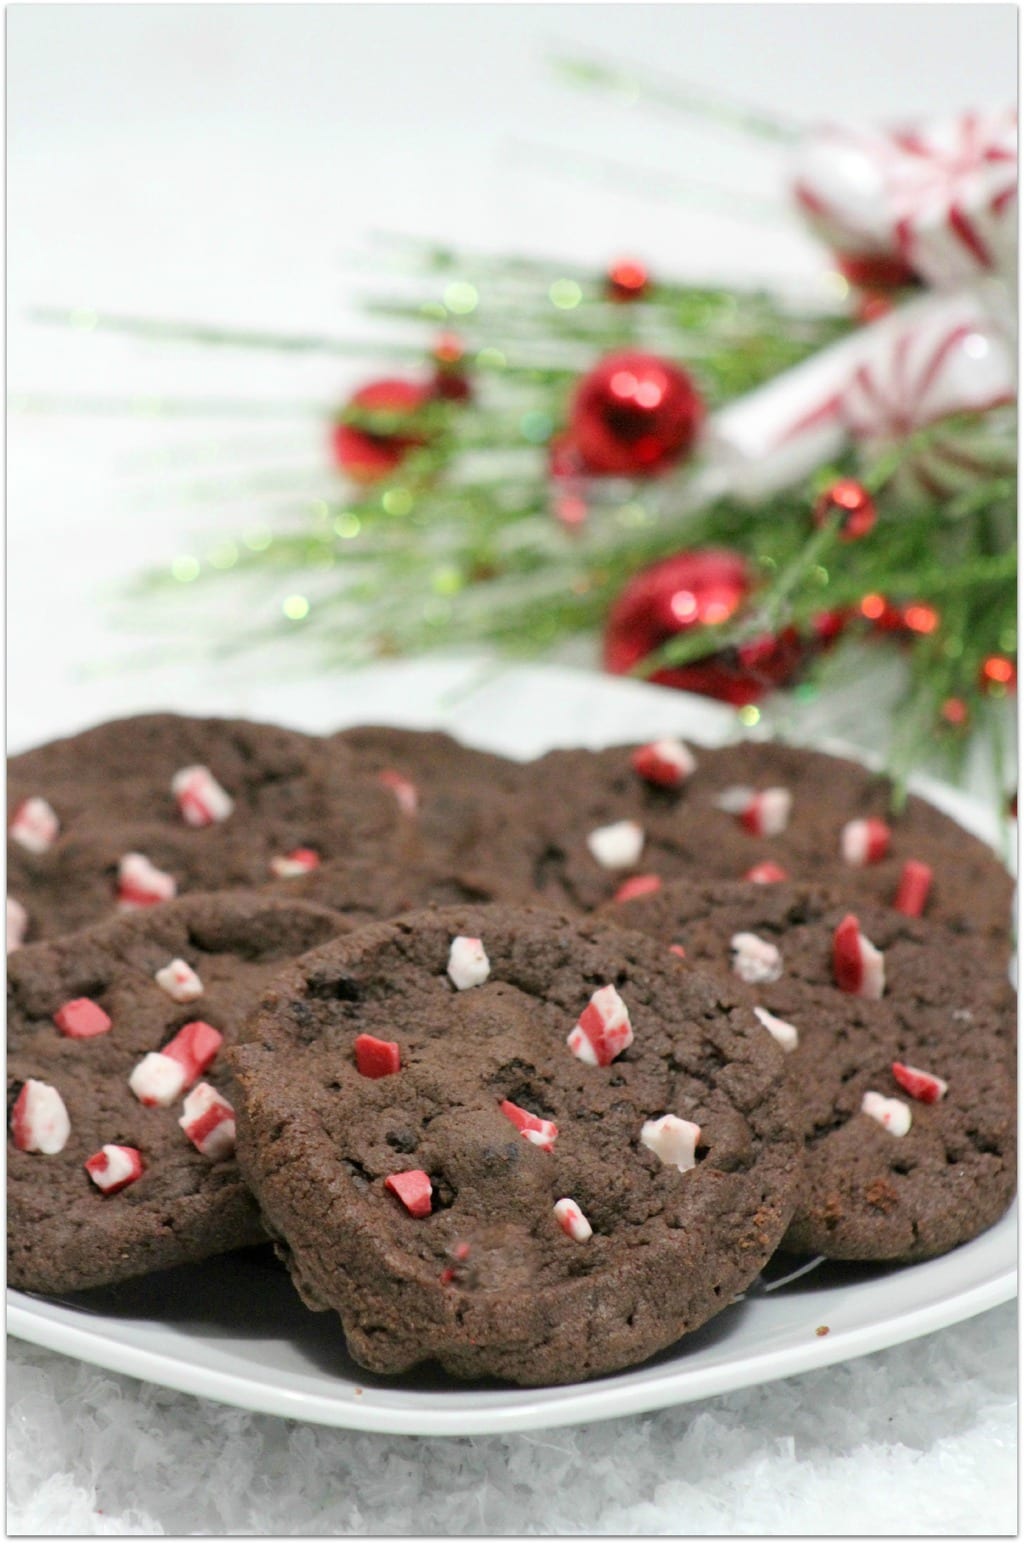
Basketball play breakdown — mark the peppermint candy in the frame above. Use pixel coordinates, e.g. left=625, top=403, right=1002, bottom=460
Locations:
left=840, top=817, right=891, bottom=867
left=612, top=874, right=663, bottom=904
left=269, top=848, right=321, bottom=879
left=500, top=1099, right=558, bottom=1152
left=179, top=1083, right=236, bottom=1160
left=730, top=932, right=783, bottom=985
left=861, top=1089, right=912, bottom=1136
left=84, top=1144, right=144, bottom=1195
left=10, top=1079, right=70, bottom=1154
left=743, top=861, right=789, bottom=884
left=378, top=769, right=419, bottom=816
left=586, top=819, right=645, bottom=870
left=117, top=853, right=177, bottom=909
left=753, top=1004, right=799, bottom=1052
left=447, top=936, right=490, bottom=990
left=553, top=1197, right=592, bottom=1242
left=891, top=1060, right=948, bottom=1104
left=568, top=984, right=634, bottom=1067
left=631, top=738, right=697, bottom=789
left=53, top=998, right=112, bottom=1039
left=171, top=766, right=234, bottom=828
left=833, top=914, right=886, bottom=998
left=154, top=958, right=203, bottom=1003
left=9, top=797, right=59, bottom=854
left=7, top=896, right=28, bottom=952
left=129, top=1021, right=223, bottom=1107
left=894, top=859, right=933, bottom=918
left=385, top=1169, right=433, bottom=1217
left=353, top=1034, right=401, bottom=1079
left=714, top=786, right=792, bottom=838
left=640, top=1114, right=700, bottom=1172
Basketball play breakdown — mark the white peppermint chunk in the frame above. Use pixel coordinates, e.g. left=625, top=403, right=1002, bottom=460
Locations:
left=11, top=1079, right=70, bottom=1154
left=10, top=797, right=60, bottom=854
left=155, top=958, right=204, bottom=1003
left=861, top=1090, right=912, bottom=1136
left=447, top=936, right=491, bottom=990
left=753, top=1005, right=799, bottom=1053
left=171, top=765, right=235, bottom=827
left=7, top=895, right=28, bottom=952
left=129, top=1052, right=188, bottom=1108
left=553, top=1197, right=593, bottom=1242
left=586, top=819, right=645, bottom=870
left=640, top=1114, right=701, bottom=1173
left=731, top=932, right=783, bottom=985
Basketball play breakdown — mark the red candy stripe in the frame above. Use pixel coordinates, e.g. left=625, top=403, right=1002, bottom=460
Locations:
left=385, top=1170, right=433, bottom=1217
left=354, top=1034, right=401, bottom=1078
left=894, top=859, right=933, bottom=917
left=53, top=998, right=112, bottom=1039
left=499, top=1099, right=558, bottom=1152
left=613, top=874, right=663, bottom=904
left=892, top=1060, right=948, bottom=1103
left=162, top=1021, right=223, bottom=1082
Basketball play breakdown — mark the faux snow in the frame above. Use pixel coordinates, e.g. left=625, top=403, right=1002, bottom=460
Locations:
left=6, top=1302, right=1016, bottom=1535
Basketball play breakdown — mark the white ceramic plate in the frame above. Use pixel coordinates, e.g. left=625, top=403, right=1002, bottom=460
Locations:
left=7, top=661, right=1017, bottom=1436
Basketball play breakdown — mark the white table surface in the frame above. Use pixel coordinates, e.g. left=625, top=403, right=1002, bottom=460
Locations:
left=7, top=6, right=1018, bottom=1534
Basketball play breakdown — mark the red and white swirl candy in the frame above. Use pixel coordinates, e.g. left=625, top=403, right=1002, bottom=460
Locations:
left=792, top=108, right=1017, bottom=290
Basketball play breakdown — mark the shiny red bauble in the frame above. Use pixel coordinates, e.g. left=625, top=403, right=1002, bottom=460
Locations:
left=569, top=351, right=704, bottom=477
left=813, top=479, right=877, bottom=541
left=605, top=260, right=651, bottom=302
left=331, top=378, right=433, bottom=483
left=603, top=548, right=804, bottom=706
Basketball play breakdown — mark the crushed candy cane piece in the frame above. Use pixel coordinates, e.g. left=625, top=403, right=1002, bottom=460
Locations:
left=385, top=1169, right=433, bottom=1217
left=499, top=1098, right=558, bottom=1152
left=447, top=935, right=490, bottom=990
left=715, top=786, right=792, bottom=837
left=378, top=769, right=419, bottom=816
left=129, top=1053, right=188, bottom=1108
left=730, top=932, right=783, bottom=984
left=179, top=1083, right=236, bottom=1159
left=586, top=818, right=645, bottom=870
left=743, top=861, right=789, bottom=884
left=840, top=816, right=891, bottom=867
left=894, top=859, right=933, bottom=918
left=7, top=895, right=28, bottom=952
left=892, top=1060, right=948, bottom=1104
left=613, top=873, right=662, bottom=904
left=861, top=1090, right=912, bottom=1136
left=354, top=1033, right=401, bottom=1078
left=130, top=1021, right=223, bottom=1107
left=631, top=738, right=697, bottom=788
left=10, top=1079, right=70, bottom=1154
left=568, top=983, right=634, bottom=1067
left=84, top=1144, right=144, bottom=1195
left=754, top=1004, right=799, bottom=1052
left=53, top=998, right=112, bottom=1039
left=833, top=913, right=885, bottom=998
left=640, top=1113, right=701, bottom=1172
left=117, top=853, right=177, bottom=909
left=668, top=943, right=687, bottom=959
left=154, top=958, right=203, bottom=1003
left=553, top=1197, right=592, bottom=1242
left=10, top=797, right=59, bottom=854
left=171, top=765, right=234, bottom=828
left=268, top=847, right=321, bottom=879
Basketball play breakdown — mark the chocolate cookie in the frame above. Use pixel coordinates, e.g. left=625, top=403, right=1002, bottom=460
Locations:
left=520, top=738, right=1014, bottom=958
left=8, top=714, right=404, bottom=943
left=605, top=878, right=1017, bottom=1262
left=330, top=725, right=537, bottom=900
left=7, top=892, right=347, bottom=1295
left=229, top=904, right=803, bottom=1386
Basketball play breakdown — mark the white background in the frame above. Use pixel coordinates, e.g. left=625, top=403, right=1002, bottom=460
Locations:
left=7, top=3, right=1018, bottom=751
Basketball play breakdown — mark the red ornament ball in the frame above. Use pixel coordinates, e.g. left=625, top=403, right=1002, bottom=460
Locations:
left=979, top=655, right=1017, bottom=694
left=331, top=378, right=432, bottom=484
left=570, top=351, right=704, bottom=477
left=813, top=479, right=877, bottom=541
left=606, top=260, right=650, bottom=302
left=603, top=548, right=804, bottom=706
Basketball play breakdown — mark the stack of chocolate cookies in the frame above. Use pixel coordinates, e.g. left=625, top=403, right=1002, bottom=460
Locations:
left=7, top=713, right=1016, bottom=1386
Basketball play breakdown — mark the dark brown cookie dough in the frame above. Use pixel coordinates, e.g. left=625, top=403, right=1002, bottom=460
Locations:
left=8, top=714, right=405, bottom=943
left=229, top=903, right=803, bottom=1386
left=7, top=892, right=347, bottom=1295
left=519, top=738, right=1014, bottom=960
left=605, top=878, right=1017, bottom=1262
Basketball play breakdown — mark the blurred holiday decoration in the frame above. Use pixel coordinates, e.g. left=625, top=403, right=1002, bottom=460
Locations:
left=25, top=57, right=1017, bottom=794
